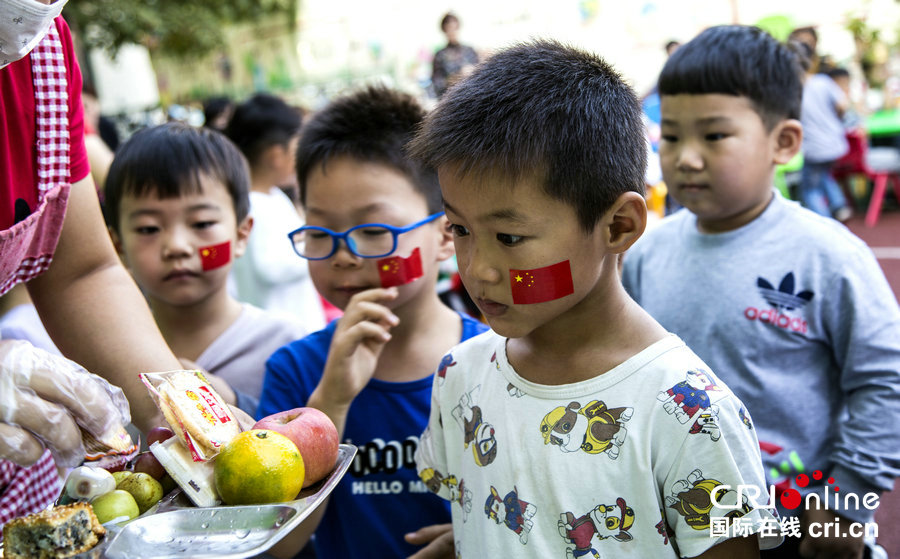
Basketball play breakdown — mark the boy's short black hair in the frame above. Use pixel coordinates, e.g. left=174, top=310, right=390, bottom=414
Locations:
left=296, top=85, right=441, bottom=213
left=828, top=67, right=851, bottom=80
left=408, top=39, right=647, bottom=232
left=224, top=93, right=302, bottom=168
left=658, top=25, right=804, bottom=129
left=203, top=96, right=233, bottom=128
left=104, top=122, right=251, bottom=234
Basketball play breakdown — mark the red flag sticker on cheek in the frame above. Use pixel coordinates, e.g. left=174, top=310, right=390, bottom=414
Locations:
left=377, top=247, right=424, bottom=288
left=199, top=241, right=231, bottom=271
left=509, top=260, right=574, bottom=304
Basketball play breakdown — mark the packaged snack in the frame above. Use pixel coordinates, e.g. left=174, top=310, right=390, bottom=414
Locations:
left=149, top=436, right=219, bottom=507
left=140, top=370, right=241, bottom=462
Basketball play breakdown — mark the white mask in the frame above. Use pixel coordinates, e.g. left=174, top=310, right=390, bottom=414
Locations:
left=0, top=0, right=69, bottom=69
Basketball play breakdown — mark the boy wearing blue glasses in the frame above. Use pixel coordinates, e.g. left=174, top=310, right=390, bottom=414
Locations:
left=257, top=86, right=488, bottom=559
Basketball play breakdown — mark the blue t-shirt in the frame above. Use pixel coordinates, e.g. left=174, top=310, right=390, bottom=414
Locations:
left=258, top=313, right=489, bottom=558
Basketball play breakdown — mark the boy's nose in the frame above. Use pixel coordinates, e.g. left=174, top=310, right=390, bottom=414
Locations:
left=162, top=230, right=193, bottom=259
left=675, top=146, right=703, bottom=171
left=329, top=239, right=363, bottom=268
left=462, top=247, right=501, bottom=285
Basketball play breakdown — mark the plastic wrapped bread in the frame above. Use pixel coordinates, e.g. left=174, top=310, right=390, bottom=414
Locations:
left=140, top=370, right=241, bottom=462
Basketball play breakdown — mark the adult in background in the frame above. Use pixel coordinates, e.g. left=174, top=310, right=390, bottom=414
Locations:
left=1, top=0, right=183, bottom=526
left=431, top=12, right=478, bottom=99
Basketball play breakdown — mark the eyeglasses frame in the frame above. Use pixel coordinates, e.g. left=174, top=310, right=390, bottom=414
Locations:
left=287, top=211, right=445, bottom=260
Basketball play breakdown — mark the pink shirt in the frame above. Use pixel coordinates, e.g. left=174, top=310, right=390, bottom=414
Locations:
left=0, top=17, right=88, bottom=231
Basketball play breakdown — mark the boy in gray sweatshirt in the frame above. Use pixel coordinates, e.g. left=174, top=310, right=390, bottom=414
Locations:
left=623, top=25, right=900, bottom=559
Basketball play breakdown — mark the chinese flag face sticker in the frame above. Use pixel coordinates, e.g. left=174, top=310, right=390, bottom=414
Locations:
left=377, top=247, right=424, bottom=288
left=199, top=240, right=231, bottom=271
left=509, top=260, right=574, bottom=304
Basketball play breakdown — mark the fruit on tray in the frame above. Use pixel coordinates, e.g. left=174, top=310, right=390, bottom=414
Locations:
left=214, top=430, right=305, bottom=505
left=116, top=472, right=164, bottom=514
left=90, top=490, right=140, bottom=524
left=253, top=407, right=339, bottom=488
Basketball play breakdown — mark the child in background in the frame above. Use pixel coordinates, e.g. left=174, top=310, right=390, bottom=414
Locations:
left=225, top=94, right=327, bottom=331
left=621, top=26, right=900, bottom=558
left=410, top=39, right=776, bottom=558
left=104, top=122, right=306, bottom=416
left=257, top=86, right=488, bottom=559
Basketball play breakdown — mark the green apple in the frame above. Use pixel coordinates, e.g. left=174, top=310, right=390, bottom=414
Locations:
left=117, top=472, right=164, bottom=514
left=90, top=490, right=140, bottom=524
left=111, top=470, right=133, bottom=487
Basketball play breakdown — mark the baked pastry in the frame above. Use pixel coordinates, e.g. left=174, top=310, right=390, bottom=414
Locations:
left=2, top=502, right=105, bottom=559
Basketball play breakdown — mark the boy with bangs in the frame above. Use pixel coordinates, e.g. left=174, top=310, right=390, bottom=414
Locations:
left=622, top=26, right=900, bottom=558
left=257, top=86, right=488, bottom=559
left=104, top=122, right=307, bottom=416
left=410, top=39, right=777, bottom=558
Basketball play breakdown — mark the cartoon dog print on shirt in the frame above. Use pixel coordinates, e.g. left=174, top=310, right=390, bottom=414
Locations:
left=484, top=486, right=536, bottom=544
left=451, top=385, right=498, bottom=466
left=666, top=469, right=751, bottom=530
left=658, top=369, right=723, bottom=424
left=419, top=468, right=474, bottom=521
left=558, top=497, right=635, bottom=558
left=688, top=406, right=721, bottom=441
left=540, top=400, right=633, bottom=458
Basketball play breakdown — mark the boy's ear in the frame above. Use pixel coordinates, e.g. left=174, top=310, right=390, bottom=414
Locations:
left=434, top=215, right=455, bottom=262
left=232, top=215, right=254, bottom=258
left=602, top=191, right=647, bottom=254
left=773, top=118, right=803, bottom=165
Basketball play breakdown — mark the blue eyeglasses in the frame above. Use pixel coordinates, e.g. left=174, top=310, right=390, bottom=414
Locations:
left=288, top=212, right=445, bottom=260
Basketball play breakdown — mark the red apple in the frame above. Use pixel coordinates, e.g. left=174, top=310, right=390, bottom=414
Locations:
left=253, top=407, right=339, bottom=488
left=147, top=426, right=175, bottom=447
left=133, top=451, right=166, bottom=480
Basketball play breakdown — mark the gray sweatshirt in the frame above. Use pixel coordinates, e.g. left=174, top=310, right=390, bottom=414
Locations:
left=622, top=192, right=900, bottom=523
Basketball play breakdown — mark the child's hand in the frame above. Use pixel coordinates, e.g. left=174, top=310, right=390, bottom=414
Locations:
left=798, top=505, right=865, bottom=559
left=404, top=523, right=454, bottom=558
left=316, top=288, right=400, bottom=414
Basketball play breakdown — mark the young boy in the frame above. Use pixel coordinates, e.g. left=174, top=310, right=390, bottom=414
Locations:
left=224, top=94, right=327, bottom=331
left=104, top=122, right=307, bottom=416
left=256, top=86, right=489, bottom=558
left=409, top=39, right=778, bottom=558
left=621, top=26, right=900, bottom=558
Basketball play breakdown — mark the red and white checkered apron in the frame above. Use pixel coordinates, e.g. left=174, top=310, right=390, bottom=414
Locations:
left=0, top=21, right=70, bottom=536
left=0, top=20, right=71, bottom=296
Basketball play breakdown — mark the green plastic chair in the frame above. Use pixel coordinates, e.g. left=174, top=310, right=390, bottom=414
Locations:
left=774, top=152, right=804, bottom=199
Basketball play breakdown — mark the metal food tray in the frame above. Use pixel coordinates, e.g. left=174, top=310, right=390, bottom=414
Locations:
left=83, top=443, right=355, bottom=559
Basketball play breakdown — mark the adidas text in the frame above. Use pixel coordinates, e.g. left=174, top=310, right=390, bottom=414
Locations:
left=744, top=307, right=808, bottom=333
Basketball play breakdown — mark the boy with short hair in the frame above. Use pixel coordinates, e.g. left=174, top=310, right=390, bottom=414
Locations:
left=621, top=25, right=900, bottom=558
left=104, top=122, right=307, bottom=416
left=410, top=39, right=777, bottom=558
left=257, top=85, right=488, bottom=558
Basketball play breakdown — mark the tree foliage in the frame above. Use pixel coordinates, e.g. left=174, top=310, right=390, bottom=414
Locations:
left=63, top=0, right=297, bottom=58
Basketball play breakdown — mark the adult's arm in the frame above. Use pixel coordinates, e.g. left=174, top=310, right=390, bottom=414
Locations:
left=27, top=175, right=182, bottom=434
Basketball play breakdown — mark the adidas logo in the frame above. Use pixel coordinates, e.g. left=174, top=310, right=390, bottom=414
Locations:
left=756, top=272, right=814, bottom=310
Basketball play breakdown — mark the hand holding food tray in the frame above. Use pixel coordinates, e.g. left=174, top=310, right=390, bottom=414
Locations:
left=2, top=370, right=350, bottom=559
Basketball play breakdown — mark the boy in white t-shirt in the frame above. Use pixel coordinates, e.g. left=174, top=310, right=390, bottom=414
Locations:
left=409, top=39, right=779, bottom=558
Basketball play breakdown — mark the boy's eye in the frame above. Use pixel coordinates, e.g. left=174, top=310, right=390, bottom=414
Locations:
left=134, top=225, right=159, bottom=235
left=193, top=221, right=217, bottom=230
left=496, top=233, right=524, bottom=246
left=360, top=227, right=390, bottom=237
left=705, top=132, right=727, bottom=141
left=660, top=134, right=678, bottom=143
left=448, top=224, right=469, bottom=237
